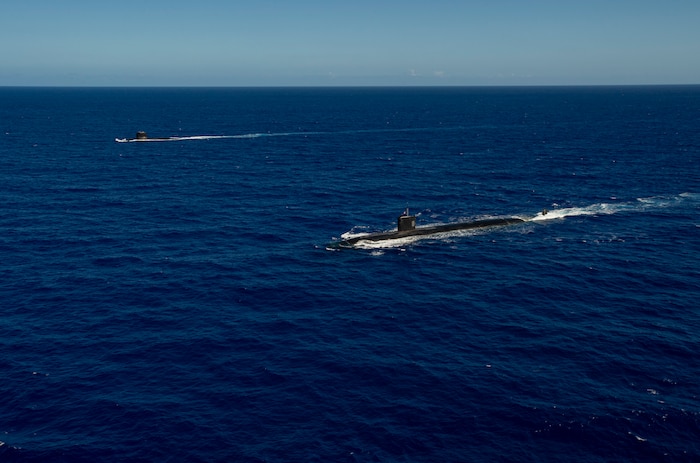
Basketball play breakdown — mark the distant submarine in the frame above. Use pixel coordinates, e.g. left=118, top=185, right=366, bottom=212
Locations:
left=334, top=210, right=525, bottom=247
left=117, top=131, right=172, bottom=142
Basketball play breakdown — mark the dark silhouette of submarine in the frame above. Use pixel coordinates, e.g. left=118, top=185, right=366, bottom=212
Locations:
left=131, top=131, right=170, bottom=141
left=335, top=209, right=525, bottom=247
left=114, top=131, right=172, bottom=142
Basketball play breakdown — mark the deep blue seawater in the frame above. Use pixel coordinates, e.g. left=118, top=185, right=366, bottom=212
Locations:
left=1, top=86, right=699, bottom=462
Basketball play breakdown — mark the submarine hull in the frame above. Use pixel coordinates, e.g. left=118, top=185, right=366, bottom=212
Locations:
left=337, top=217, right=524, bottom=247
left=115, top=131, right=174, bottom=143
left=115, top=137, right=174, bottom=143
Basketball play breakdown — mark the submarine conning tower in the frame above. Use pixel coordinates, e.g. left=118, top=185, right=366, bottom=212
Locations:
left=136, top=131, right=148, bottom=139
left=397, top=210, right=416, bottom=232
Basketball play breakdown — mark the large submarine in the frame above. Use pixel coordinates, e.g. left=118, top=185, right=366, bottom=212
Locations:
left=334, top=210, right=526, bottom=247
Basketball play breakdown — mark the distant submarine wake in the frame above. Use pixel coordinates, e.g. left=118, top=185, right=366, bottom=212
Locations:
left=115, top=131, right=242, bottom=143
left=115, top=126, right=469, bottom=143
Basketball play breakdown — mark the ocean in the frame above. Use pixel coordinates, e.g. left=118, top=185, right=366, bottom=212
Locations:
left=1, top=86, right=698, bottom=462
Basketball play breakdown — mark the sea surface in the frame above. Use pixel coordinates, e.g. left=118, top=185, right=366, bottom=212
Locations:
left=1, top=86, right=699, bottom=462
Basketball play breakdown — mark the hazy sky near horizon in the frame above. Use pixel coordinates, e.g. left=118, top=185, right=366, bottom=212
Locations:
left=2, top=0, right=699, bottom=86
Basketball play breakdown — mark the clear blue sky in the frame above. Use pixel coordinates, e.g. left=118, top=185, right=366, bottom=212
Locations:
left=2, top=0, right=699, bottom=86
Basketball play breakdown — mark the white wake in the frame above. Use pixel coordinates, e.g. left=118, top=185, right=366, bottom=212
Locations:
left=530, top=194, right=697, bottom=222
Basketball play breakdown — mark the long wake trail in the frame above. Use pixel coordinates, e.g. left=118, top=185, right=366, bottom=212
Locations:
left=115, top=126, right=466, bottom=143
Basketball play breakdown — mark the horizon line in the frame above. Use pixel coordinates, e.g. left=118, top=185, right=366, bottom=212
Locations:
left=2, top=83, right=699, bottom=89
